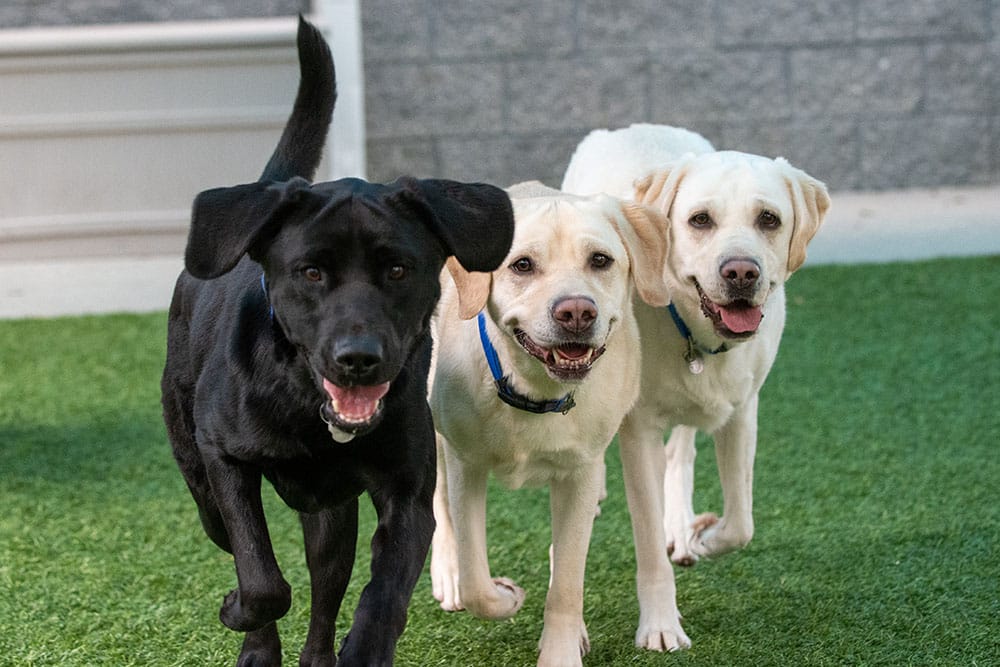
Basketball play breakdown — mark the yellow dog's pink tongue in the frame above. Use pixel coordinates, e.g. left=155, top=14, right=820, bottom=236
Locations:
left=322, top=379, right=390, bottom=422
left=718, top=305, right=763, bottom=334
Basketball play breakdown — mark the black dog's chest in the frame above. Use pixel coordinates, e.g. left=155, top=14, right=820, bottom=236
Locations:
left=264, top=449, right=369, bottom=512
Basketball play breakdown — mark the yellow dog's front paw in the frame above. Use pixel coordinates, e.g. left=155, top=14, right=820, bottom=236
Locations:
left=463, top=576, right=525, bottom=620
left=537, top=618, right=589, bottom=667
left=635, top=621, right=691, bottom=653
left=691, top=514, right=752, bottom=559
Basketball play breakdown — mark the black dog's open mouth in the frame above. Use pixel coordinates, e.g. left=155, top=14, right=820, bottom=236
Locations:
left=514, top=329, right=606, bottom=381
left=319, top=379, right=390, bottom=441
left=694, top=281, right=762, bottom=340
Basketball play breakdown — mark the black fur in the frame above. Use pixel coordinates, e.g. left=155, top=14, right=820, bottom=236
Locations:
left=161, top=17, right=514, bottom=666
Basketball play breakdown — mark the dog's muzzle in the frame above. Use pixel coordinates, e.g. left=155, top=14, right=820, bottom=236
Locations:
left=513, top=329, right=606, bottom=381
left=319, top=379, right=390, bottom=442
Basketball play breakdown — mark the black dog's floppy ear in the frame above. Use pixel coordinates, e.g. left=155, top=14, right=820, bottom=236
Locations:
left=397, top=178, right=515, bottom=273
left=185, top=177, right=311, bottom=279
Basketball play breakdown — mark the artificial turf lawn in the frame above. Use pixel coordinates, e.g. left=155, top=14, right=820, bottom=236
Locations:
left=1, top=255, right=998, bottom=666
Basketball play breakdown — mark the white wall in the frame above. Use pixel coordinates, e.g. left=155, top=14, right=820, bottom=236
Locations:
left=0, top=12, right=363, bottom=261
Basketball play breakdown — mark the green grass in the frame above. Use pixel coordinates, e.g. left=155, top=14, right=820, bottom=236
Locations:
left=2, top=256, right=998, bottom=666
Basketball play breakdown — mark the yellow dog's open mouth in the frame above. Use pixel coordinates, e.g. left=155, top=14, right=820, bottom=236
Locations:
left=695, top=282, right=763, bottom=338
left=514, top=329, right=606, bottom=381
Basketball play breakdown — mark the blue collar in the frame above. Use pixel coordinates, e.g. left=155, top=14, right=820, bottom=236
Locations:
left=477, top=312, right=576, bottom=415
left=667, top=302, right=727, bottom=372
left=260, top=273, right=275, bottom=321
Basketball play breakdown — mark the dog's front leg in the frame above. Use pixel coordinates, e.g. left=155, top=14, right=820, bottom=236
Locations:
left=444, top=446, right=526, bottom=620
left=430, top=433, right=463, bottom=611
left=203, top=448, right=291, bottom=632
left=298, top=501, right=359, bottom=667
left=662, top=425, right=703, bottom=566
left=692, top=394, right=758, bottom=558
left=337, top=487, right=434, bottom=666
left=538, top=463, right=602, bottom=667
left=618, top=411, right=690, bottom=651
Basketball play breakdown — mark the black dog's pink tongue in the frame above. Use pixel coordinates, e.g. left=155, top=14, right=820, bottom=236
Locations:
left=322, top=379, right=390, bottom=422
left=718, top=305, right=763, bottom=334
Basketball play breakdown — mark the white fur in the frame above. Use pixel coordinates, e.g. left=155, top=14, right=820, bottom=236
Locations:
left=430, top=182, right=672, bottom=666
left=562, top=124, right=830, bottom=651
left=562, top=123, right=714, bottom=201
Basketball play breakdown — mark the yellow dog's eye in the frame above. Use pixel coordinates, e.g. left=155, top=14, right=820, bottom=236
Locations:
left=758, top=210, right=781, bottom=229
left=590, top=253, right=613, bottom=269
left=510, top=257, right=534, bottom=273
left=689, top=212, right=713, bottom=229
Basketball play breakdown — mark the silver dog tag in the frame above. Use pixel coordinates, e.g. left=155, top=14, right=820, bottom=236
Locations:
left=684, top=341, right=704, bottom=375
left=328, top=423, right=356, bottom=443
left=688, top=356, right=704, bottom=375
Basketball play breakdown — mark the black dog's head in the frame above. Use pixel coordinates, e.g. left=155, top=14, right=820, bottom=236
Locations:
left=186, top=176, right=513, bottom=439
left=181, top=18, right=514, bottom=440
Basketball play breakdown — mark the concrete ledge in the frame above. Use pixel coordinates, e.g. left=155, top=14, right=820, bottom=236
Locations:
left=808, top=184, right=1000, bottom=265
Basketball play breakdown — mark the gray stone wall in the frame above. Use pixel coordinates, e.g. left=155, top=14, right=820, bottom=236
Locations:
left=7, top=1, right=997, bottom=191
left=362, top=0, right=999, bottom=191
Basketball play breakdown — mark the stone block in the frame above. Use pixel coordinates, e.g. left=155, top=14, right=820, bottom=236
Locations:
left=717, top=0, right=855, bottom=47
left=649, top=48, right=788, bottom=126
left=857, top=0, right=990, bottom=40
left=364, top=62, right=504, bottom=139
left=791, top=46, right=923, bottom=117
left=860, top=116, right=993, bottom=189
left=925, top=43, right=994, bottom=114
left=436, top=132, right=583, bottom=189
left=577, top=0, right=712, bottom=51
left=506, top=56, right=649, bottom=132
left=365, top=137, right=437, bottom=182
left=361, top=0, right=431, bottom=63
left=431, top=0, right=574, bottom=58
left=718, top=118, right=859, bottom=191
left=505, top=133, right=586, bottom=187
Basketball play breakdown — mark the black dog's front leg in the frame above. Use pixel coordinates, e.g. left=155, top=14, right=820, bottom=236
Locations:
left=337, top=489, right=435, bottom=666
left=203, top=448, right=292, bottom=632
left=298, top=501, right=359, bottom=667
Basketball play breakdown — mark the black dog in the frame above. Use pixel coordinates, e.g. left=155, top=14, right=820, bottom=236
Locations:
left=161, top=18, right=514, bottom=666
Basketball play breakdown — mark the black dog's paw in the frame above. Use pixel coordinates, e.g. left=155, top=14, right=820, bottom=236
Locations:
left=336, top=631, right=394, bottom=667
left=298, top=650, right=337, bottom=667
left=237, top=623, right=283, bottom=667
left=220, top=583, right=292, bottom=632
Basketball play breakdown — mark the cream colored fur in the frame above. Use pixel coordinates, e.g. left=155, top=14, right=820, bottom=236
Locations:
left=429, top=181, right=669, bottom=667
left=562, top=123, right=830, bottom=651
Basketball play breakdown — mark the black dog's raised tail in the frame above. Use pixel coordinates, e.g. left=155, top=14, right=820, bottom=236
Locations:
left=259, top=16, right=337, bottom=184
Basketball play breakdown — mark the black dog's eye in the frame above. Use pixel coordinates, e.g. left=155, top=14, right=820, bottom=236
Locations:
left=302, top=266, right=323, bottom=282
left=510, top=257, right=534, bottom=274
left=590, top=253, right=613, bottom=269
left=387, top=265, right=406, bottom=281
left=689, top=212, right=713, bottom=229
left=758, top=210, right=781, bottom=230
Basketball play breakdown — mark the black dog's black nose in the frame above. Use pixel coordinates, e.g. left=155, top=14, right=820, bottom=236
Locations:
left=720, top=258, right=760, bottom=291
left=333, top=336, right=384, bottom=378
left=552, top=296, right=598, bottom=334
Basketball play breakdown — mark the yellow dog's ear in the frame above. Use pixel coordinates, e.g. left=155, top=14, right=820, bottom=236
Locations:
left=778, top=158, right=831, bottom=275
left=632, top=153, right=699, bottom=216
left=445, top=256, right=492, bottom=320
left=609, top=199, right=671, bottom=307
